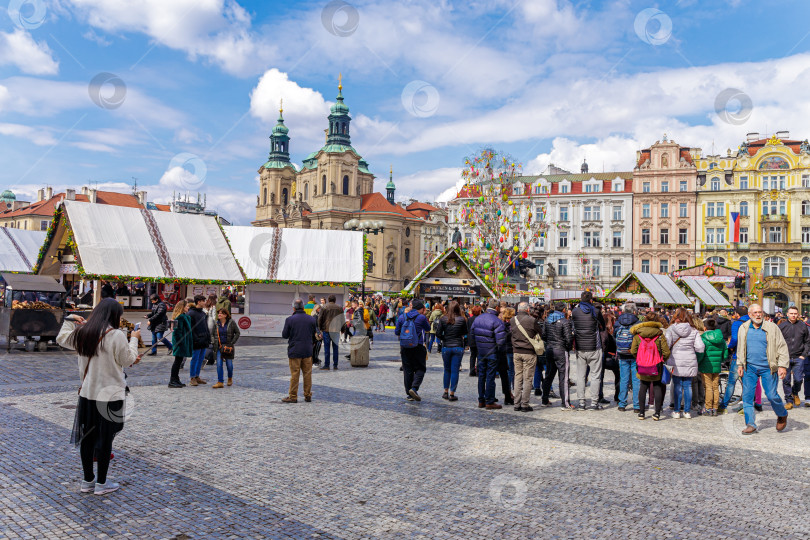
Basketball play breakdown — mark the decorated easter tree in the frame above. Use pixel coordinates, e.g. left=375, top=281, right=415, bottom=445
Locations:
left=456, top=148, right=552, bottom=294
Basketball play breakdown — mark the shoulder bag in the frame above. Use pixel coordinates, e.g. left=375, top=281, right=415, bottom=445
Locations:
left=515, top=316, right=545, bottom=355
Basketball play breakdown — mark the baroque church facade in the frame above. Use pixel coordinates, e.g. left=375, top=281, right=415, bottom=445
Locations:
left=252, top=79, right=431, bottom=292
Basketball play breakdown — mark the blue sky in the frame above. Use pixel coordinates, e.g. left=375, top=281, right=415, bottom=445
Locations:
left=2, top=0, right=810, bottom=224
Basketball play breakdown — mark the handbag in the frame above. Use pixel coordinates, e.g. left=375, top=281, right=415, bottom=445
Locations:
left=514, top=316, right=545, bottom=355
left=661, top=364, right=672, bottom=384
left=216, top=323, right=234, bottom=355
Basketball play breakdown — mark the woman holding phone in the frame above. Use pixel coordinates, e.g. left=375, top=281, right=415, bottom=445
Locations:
left=58, top=298, right=141, bottom=496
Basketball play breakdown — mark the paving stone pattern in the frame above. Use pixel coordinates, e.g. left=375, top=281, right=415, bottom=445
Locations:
left=1, top=339, right=809, bottom=539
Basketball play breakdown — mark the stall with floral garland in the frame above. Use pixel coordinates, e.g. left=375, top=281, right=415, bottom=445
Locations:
left=223, top=225, right=364, bottom=337
left=604, top=272, right=691, bottom=308
left=401, top=247, right=496, bottom=301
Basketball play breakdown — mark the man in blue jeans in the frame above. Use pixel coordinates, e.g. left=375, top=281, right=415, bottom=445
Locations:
left=186, top=295, right=211, bottom=385
left=614, top=303, right=640, bottom=412
left=776, top=306, right=809, bottom=409
left=470, top=299, right=507, bottom=410
left=735, top=303, right=789, bottom=434
left=718, top=306, right=750, bottom=413
left=317, top=295, right=344, bottom=370
left=146, top=294, right=172, bottom=355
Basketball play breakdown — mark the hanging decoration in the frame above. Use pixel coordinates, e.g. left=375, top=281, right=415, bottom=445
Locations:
left=456, top=148, right=552, bottom=295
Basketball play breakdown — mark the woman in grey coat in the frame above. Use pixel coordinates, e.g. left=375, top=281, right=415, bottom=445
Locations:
left=665, top=308, right=705, bottom=419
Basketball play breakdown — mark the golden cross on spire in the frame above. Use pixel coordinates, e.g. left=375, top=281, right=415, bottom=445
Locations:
left=390, top=164, right=393, bottom=175
left=338, top=72, right=342, bottom=92
left=279, top=98, right=283, bottom=114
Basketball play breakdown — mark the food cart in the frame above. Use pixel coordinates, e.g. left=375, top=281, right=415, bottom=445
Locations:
left=0, top=273, right=65, bottom=351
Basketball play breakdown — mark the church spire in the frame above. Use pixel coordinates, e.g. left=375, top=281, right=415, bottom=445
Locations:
left=266, top=98, right=290, bottom=165
left=386, top=165, right=396, bottom=204
left=326, top=73, right=351, bottom=147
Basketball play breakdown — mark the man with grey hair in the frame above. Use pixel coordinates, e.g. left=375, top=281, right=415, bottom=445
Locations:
left=511, top=302, right=543, bottom=411
left=736, top=303, right=789, bottom=434
left=281, top=298, right=317, bottom=403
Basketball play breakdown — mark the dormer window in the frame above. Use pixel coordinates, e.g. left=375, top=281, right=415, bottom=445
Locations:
left=583, top=180, right=602, bottom=193
left=559, top=181, right=571, bottom=194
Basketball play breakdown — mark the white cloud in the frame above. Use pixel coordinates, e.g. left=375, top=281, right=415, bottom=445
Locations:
left=0, top=30, right=59, bottom=75
left=386, top=167, right=463, bottom=203
left=527, top=136, right=641, bottom=175
left=0, top=123, right=57, bottom=146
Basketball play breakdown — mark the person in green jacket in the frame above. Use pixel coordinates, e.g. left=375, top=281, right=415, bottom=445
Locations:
left=169, top=299, right=194, bottom=388
left=698, top=318, right=728, bottom=416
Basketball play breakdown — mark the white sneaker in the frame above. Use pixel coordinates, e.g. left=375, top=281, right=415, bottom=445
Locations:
left=683, top=412, right=692, bottom=419
left=80, top=477, right=95, bottom=493
left=672, top=411, right=682, bottom=419
left=94, top=481, right=120, bottom=495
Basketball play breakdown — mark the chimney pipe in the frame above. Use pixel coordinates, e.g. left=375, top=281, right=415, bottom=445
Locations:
left=81, top=186, right=89, bottom=196
left=89, top=189, right=97, bottom=203
left=137, top=190, right=147, bottom=206
left=45, top=186, right=53, bottom=199
left=37, top=189, right=44, bottom=202
left=65, top=188, right=75, bottom=201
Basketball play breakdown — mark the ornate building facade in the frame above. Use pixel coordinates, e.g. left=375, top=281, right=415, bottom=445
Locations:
left=252, top=80, right=436, bottom=292
left=695, top=132, right=810, bottom=311
left=632, top=137, right=699, bottom=274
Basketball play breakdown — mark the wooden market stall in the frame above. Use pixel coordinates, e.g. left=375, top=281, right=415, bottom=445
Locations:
left=605, top=272, right=691, bottom=308
left=223, top=225, right=364, bottom=337
left=401, top=247, right=496, bottom=303
left=677, top=276, right=732, bottom=312
left=34, top=201, right=245, bottom=310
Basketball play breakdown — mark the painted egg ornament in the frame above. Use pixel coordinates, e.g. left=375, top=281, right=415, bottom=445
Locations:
left=498, top=273, right=504, bottom=281
left=484, top=262, right=491, bottom=270
left=513, top=246, right=519, bottom=252
left=522, top=251, right=528, bottom=259
left=500, top=225, right=506, bottom=233
left=485, top=242, right=491, bottom=249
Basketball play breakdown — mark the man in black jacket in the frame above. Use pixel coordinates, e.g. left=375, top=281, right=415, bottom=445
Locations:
left=282, top=298, right=317, bottom=403
left=778, top=305, right=810, bottom=409
left=187, top=295, right=211, bottom=386
left=146, top=293, right=172, bottom=356
left=571, top=291, right=605, bottom=410
left=541, top=302, right=574, bottom=410
left=715, top=309, right=732, bottom=341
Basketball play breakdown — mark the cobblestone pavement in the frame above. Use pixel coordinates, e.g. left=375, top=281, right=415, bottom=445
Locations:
left=2, top=339, right=809, bottom=539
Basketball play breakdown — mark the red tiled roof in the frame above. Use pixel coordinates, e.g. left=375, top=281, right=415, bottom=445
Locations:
left=406, top=201, right=440, bottom=213
left=154, top=203, right=171, bottom=212
left=359, top=192, right=421, bottom=219
left=0, top=190, right=152, bottom=219
left=746, top=138, right=803, bottom=156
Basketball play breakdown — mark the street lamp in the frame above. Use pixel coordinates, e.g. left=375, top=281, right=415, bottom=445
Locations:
left=344, top=218, right=386, bottom=300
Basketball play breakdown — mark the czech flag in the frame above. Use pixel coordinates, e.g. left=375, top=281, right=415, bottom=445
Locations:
left=730, top=212, right=740, bottom=242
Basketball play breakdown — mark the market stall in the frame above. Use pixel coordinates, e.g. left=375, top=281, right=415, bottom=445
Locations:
left=0, top=272, right=65, bottom=351
left=223, top=226, right=364, bottom=337
left=401, top=247, right=496, bottom=303
left=34, top=201, right=245, bottom=310
left=0, top=228, right=47, bottom=274
left=605, top=272, right=691, bottom=308
left=677, top=276, right=732, bottom=311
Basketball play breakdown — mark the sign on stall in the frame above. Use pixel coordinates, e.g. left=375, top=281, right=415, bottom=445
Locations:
left=60, top=264, right=78, bottom=274
left=420, top=283, right=481, bottom=296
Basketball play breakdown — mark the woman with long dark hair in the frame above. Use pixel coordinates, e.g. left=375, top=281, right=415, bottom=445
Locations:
left=437, top=301, right=467, bottom=401
left=169, top=299, right=192, bottom=388
left=57, top=298, right=140, bottom=496
left=212, top=307, right=241, bottom=388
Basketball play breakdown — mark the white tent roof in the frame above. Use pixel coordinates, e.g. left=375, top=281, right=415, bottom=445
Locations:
left=679, top=276, right=732, bottom=307
left=0, top=228, right=46, bottom=272
left=223, top=226, right=364, bottom=284
left=63, top=200, right=243, bottom=282
left=608, top=272, right=691, bottom=305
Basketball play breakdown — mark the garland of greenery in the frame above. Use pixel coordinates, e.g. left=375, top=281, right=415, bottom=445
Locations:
left=442, top=258, right=460, bottom=274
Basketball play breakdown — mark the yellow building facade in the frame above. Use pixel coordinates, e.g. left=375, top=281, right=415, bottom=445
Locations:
left=696, top=133, right=810, bottom=311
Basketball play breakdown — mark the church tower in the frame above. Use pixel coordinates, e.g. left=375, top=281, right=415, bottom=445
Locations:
left=386, top=166, right=396, bottom=204
left=326, top=74, right=351, bottom=147
left=253, top=100, right=298, bottom=227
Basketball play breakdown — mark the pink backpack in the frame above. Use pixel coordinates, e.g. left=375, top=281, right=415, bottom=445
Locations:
left=636, top=335, right=662, bottom=376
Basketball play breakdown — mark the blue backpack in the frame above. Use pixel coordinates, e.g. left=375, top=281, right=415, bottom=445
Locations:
left=399, top=316, right=420, bottom=348
left=615, top=324, right=634, bottom=355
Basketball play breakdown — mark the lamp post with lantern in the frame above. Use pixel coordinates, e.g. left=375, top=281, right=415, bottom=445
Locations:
left=343, top=218, right=386, bottom=300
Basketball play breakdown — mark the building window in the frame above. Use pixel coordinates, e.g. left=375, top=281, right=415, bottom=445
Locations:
left=642, top=182, right=650, bottom=193
left=679, top=180, right=688, bottom=192
left=740, top=176, right=748, bottom=189
left=739, top=227, right=748, bottom=243
left=717, top=203, right=725, bottom=217
left=304, top=184, right=309, bottom=200
left=40, top=220, right=49, bottom=231
left=660, top=229, right=669, bottom=244
left=768, top=226, right=783, bottom=243
left=558, top=259, right=568, bottom=276
left=612, top=231, right=622, bottom=248
left=679, top=203, right=687, bottom=217
left=739, top=256, right=748, bottom=272
left=282, top=188, right=288, bottom=205
left=583, top=206, right=600, bottom=220
left=591, top=259, right=600, bottom=276
left=803, top=174, right=810, bottom=188
left=612, top=205, right=622, bottom=220
left=739, top=201, right=748, bottom=216
left=405, top=226, right=411, bottom=237
left=707, top=256, right=726, bottom=265
left=710, top=178, right=720, bottom=191
left=642, top=204, right=650, bottom=218
left=678, top=228, right=687, bottom=244
left=803, top=258, right=810, bottom=278
left=342, top=175, right=350, bottom=195
left=559, top=231, right=568, bottom=248
left=641, top=259, right=650, bottom=273
left=404, top=248, right=410, bottom=263
left=534, top=258, right=545, bottom=277
left=659, top=260, right=669, bottom=274
left=678, top=259, right=687, bottom=270
left=764, top=256, right=786, bottom=277
left=706, top=228, right=715, bottom=244
left=322, top=175, right=327, bottom=194
left=583, top=231, right=600, bottom=248
left=803, top=201, right=810, bottom=215
left=641, top=228, right=650, bottom=244
left=613, top=181, right=623, bottom=192
left=716, top=228, right=725, bottom=244
left=707, top=203, right=715, bottom=217
left=513, top=184, right=523, bottom=195
left=661, top=181, right=669, bottom=193
left=559, top=206, right=569, bottom=221
left=660, top=203, right=669, bottom=218
left=803, top=227, right=810, bottom=243
left=560, top=183, right=570, bottom=194
left=612, top=259, right=622, bottom=277
left=584, top=182, right=601, bottom=193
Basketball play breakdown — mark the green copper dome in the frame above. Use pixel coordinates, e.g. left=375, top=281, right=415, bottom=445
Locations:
left=386, top=179, right=396, bottom=189
left=272, top=112, right=289, bottom=136
left=1, top=189, right=16, bottom=202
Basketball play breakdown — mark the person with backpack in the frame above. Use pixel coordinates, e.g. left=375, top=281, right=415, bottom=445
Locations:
left=630, top=311, right=671, bottom=420
left=437, top=301, right=467, bottom=401
left=427, top=303, right=444, bottom=353
left=471, top=298, right=507, bottom=409
left=698, top=318, right=728, bottom=416
left=614, top=303, right=640, bottom=412
left=541, top=302, right=574, bottom=409
left=395, top=299, right=431, bottom=401
left=665, top=308, right=705, bottom=419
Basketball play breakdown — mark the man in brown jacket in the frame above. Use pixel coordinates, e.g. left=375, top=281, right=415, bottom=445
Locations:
left=317, top=295, right=344, bottom=370
left=511, top=302, right=543, bottom=412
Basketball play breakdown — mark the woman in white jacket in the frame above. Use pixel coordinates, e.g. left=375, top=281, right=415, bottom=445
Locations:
left=58, top=298, right=141, bottom=495
left=665, top=308, right=705, bottom=419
